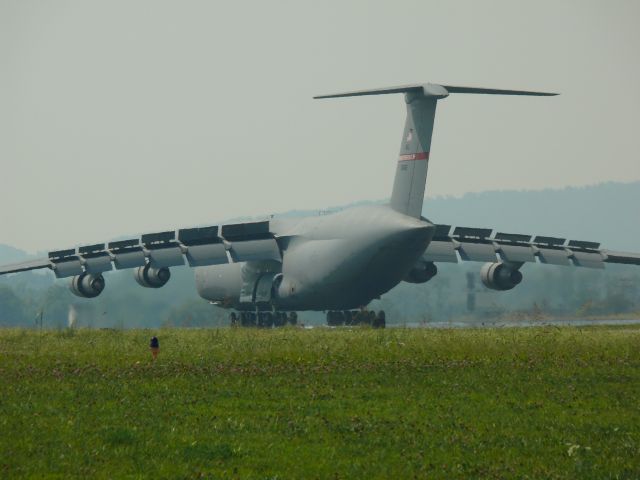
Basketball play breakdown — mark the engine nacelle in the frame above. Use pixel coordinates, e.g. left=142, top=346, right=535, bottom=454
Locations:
left=69, top=272, right=105, bottom=298
left=134, top=264, right=171, bottom=288
left=404, top=260, right=438, bottom=284
left=480, top=262, right=523, bottom=291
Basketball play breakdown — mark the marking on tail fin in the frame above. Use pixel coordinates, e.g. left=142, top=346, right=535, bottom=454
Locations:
left=405, top=129, right=413, bottom=142
left=399, top=152, right=429, bottom=161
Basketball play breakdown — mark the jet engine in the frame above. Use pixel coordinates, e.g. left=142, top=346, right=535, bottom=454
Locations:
left=69, top=272, right=105, bottom=298
left=134, top=264, right=171, bottom=288
left=404, top=260, right=438, bottom=284
left=480, top=262, right=523, bottom=291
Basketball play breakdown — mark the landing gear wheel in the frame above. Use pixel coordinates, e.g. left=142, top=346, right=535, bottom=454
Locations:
left=258, top=312, right=273, bottom=328
left=230, top=312, right=238, bottom=327
left=373, top=310, right=386, bottom=329
left=265, top=312, right=274, bottom=328
left=327, top=311, right=345, bottom=326
left=288, top=312, right=298, bottom=326
left=358, top=310, right=374, bottom=326
left=274, top=312, right=286, bottom=327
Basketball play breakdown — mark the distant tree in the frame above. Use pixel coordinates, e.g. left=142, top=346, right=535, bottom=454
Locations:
left=165, top=300, right=227, bottom=327
left=0, top=285, right=28, bottom=326
left=39, top=284, right=76, bottom=329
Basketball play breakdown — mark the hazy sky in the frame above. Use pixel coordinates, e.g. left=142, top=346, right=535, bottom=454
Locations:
left=1, top=0, right=639, bottom=252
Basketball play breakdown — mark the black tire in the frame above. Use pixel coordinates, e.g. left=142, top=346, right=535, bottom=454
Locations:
left=230, top=312, right=238, bottom=327
left=326, top=311, right=334, bottom=326
left=288, top=312, right=298, bottom=325
left=265, top=312, right=274, bottom=328
left=373, top=310, right=386, bottom=329
left=257, top=313, right=267, bottom=328
left=361, top=311, right=373, bottom=325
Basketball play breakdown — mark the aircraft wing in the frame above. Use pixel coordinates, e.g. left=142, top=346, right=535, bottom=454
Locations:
left=423, top=225, right=640, bottom=268
left=0, top=220, right=283, bottom=278
left=0, top=258, right=54, bottom=275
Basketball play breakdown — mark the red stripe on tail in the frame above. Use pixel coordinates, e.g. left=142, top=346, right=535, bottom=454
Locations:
left=398, top=152, right=429, bottom=161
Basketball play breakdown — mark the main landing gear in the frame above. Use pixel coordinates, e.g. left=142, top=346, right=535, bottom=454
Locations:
left=326, top=310, right=386, bottom=328
left=230, top=311, right=298, bottom=328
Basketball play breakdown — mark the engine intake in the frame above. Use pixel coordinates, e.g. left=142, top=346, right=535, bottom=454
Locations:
left=69, top=272, right=105, bottom=298
left=134, top=264, right=171, bottom=288
left=480, top=262, right=523, bottom=291
left=404, top=260, right=438, bottom=284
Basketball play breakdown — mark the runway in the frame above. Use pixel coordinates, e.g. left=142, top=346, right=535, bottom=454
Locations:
left=389, top=318, right=640, bottom=329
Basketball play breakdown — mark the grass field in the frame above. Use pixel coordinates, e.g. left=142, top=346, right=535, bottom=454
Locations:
left=1, top=326, right=639, bottom=479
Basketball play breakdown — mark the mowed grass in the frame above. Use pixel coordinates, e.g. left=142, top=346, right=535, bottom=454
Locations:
left=1, top=326, right=639, bottom=479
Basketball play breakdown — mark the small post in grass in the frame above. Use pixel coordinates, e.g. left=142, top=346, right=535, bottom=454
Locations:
left=149, top=336, right=159, bottom=360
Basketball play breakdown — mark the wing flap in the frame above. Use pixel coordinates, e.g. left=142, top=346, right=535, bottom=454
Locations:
left=537, top=247, right=571, bottom=266
left=497, top=244, right=536, bottom=263
left=423, top=241, right=458, bottom=263
left=185, top=243, right=229, bottom=267
left=53, top=258, right=84, bottom=278
left=113, top=248, right=146, bottom=269
left=571, top=251, right=605, bottom=269
left=148, top=246, right=185, bottom=268
left=84, top=253, right=113, bottom=274
left=230, top=238, right=281, bottom=262
left=458, top=242, right=497, bottom=262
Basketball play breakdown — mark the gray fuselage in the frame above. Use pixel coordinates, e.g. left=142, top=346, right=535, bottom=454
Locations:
left=195, top=205, right=434, bottom=311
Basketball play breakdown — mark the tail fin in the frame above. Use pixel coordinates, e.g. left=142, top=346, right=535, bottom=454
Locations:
left=315, top=83, right=557, bottom=218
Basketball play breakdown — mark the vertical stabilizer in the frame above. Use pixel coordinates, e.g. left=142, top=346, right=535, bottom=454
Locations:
left=390, top=91, right=439, bottom=217
left=314, top=83, right=558, bottom=218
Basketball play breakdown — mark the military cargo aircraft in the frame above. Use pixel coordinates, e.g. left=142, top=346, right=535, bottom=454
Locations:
left=2, top=83, right=639, bottom=327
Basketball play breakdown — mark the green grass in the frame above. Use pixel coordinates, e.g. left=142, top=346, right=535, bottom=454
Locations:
left=1, top=326, right=639, bottom=479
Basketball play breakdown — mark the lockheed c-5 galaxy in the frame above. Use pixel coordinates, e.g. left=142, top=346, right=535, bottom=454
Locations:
left=2, top=83, right=639, bottom=327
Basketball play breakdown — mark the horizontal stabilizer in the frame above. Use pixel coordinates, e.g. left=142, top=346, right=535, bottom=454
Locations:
left=443, top=85, right=558, bottom=96
left=314, top=84, right=425, bottom=99
left=314, top=83, right=558, bottom=99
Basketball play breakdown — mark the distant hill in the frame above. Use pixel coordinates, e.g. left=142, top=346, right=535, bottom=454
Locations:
left=422, top=181, right=640, bottom=252
left=3, top=181, right=639, bottom=262
left=0, top=244, right=36, bottom=265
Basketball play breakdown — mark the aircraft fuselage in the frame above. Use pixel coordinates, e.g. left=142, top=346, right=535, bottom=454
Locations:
left=195, top=205, right=434, bottom=311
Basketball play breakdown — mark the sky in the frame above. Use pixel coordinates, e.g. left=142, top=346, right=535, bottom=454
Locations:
left=1, top=0, right=639, bottom=252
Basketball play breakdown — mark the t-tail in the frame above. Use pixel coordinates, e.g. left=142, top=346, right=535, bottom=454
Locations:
left=315, top=83, right=558, bottom=218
